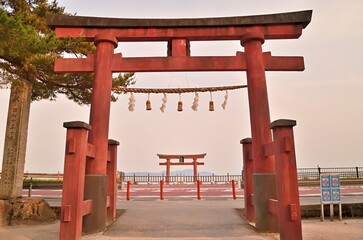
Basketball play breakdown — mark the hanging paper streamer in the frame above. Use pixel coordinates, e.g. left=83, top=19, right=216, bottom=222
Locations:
left=221, top=91, right=228, bottom=110
left=128, top=92, right=135, bottom=112
left=160, top=93, right=167, bottom=112
left=191, top=92, right=199, bottom=111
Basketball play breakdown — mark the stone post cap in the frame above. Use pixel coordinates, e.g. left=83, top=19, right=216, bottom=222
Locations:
left=108, top=139, right=120, bottom=145
left=63, top=121, right=92, bottom=130
left=240, top=138, right=252, bottom=144
left=269, top=119, right=296, bottom=129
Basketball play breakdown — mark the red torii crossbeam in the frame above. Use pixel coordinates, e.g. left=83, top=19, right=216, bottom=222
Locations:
left=48, top=9, right=312, bottom=240
left=157, top=153, right=206, bottom=184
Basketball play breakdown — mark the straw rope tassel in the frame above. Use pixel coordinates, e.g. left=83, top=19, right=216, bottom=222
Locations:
left=128, top=92, right=135, bottom=112
left=160, top=93, right=167, bottom=112
left=222, top=91, right=228, bottom=110
left=191, top=92, right=199, bottom=111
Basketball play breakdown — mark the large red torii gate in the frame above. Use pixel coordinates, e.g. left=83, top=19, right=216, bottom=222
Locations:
left=47, top=9, right=312, bottom=240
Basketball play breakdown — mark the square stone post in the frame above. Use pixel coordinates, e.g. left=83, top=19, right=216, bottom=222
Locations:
left=269, top=119, right=302, bottom=240
left=240, top=138, right=255, bottom=222
left=0, top=81, right=32, bottom=199
left=107, top=139, right=119, bottom=223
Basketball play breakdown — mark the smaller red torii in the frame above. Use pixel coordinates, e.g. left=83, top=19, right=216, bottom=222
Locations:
left=157, top=153, right=206, bottom=184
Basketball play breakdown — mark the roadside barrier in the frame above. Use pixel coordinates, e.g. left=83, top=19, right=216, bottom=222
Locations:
left=232, top=179, right=236, bottom=200
left=160, top=180, right=164, bottom=200
left=126, top=181, right=130, bottom=201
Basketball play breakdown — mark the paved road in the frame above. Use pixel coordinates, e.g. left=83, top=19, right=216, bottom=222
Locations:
left=2, top=200, right=363, bottom=240
left=22, top=184, right=363, bottom=201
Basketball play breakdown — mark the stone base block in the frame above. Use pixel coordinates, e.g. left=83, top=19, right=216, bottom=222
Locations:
left=253, top=173, right=279, bottom=233
left=83, top=174, right=108, bottom=234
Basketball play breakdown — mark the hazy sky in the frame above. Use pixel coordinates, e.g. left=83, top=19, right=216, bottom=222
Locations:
left=1, top=0, right=363, bottom=174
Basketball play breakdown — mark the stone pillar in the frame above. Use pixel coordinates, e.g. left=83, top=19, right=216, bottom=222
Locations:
left=240, top=138, right=254, bottom=222
left=0, top=81, right=32, bottom=199
left=241, top=32, right=278, bottom=232
left=270, top=119, right=302, bottom=240
left=83, top=34, right=117, bottom=234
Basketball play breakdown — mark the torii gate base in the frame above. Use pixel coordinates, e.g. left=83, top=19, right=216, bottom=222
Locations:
left=241, top=120, right=302, bottom=239
left=60, top=122, right=119, bottom=240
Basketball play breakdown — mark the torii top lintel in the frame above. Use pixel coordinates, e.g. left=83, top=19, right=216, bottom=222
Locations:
left=48, top=10, right=312, bottom=73
left=47, top=10, right=311, bottom=41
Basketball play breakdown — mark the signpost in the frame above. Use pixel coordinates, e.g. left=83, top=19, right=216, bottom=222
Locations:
left=320, top=173, right=342, bottom=221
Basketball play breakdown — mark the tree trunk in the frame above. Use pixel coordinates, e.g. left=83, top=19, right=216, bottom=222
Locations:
left=0, top=81, right=32, bottom=199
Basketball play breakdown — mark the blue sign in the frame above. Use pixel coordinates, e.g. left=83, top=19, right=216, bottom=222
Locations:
left=320, top=175, right=330, bottom=188
left=320, top=174, right=341, bottom=203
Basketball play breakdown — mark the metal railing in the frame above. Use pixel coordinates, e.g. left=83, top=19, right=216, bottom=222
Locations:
left=0, top=167, right=361, bottom=183
left=120, top=174, right=242, bottom=183
left=296, top=167, right=363, bottom=180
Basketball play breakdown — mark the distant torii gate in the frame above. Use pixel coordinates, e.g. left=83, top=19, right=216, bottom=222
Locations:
left=47, top=9, right=312, bottom=240
left=157, top=153, right=206, bottom=184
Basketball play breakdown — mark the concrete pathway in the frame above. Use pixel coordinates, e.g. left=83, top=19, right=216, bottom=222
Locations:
left=1, top=200, right=362, bottom=240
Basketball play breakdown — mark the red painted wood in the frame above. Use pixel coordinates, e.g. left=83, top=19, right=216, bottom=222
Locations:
left=55, top=24, right=303, bottom=41
left=87, top=37, right=116, bottom=175
left=271, top=124, right=302, bottom=240
left=54, top=53, right=304, bottom=73
left=242, top=32, right=275, bottom=174
left=159, top=162, right=204, bottom=166
left=160, top=180, right=164, bottom=200
left=171, top=39, right=187, bottom=56
left=193, top=159, right=198, bottom=183
left=197, top=180, right=201, bottom=200
left=106, top=142, right=118, bottom=221
left=126, top=181, right=130, bottom=201
left=263, top=142, right=275, bottom=157
left=166, top=159, right=171, bottom=185
left=242, top=141, right=254, bottom=221
left=232, top=180, right=236, bottom=200
left=60, top=127, right=89, bottom=240
left=268, top=199, right=279, bottom=215
left=82, top=200, right=93, bottom=216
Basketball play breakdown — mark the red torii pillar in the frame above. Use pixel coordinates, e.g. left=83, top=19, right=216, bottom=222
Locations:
left=83, top=35, right=118, bottom=234
left=241, top=32, right=278, bottom=232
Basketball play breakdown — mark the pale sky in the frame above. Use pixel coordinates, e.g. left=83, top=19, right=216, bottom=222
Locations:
left=1, top=0, right=363, bottom=174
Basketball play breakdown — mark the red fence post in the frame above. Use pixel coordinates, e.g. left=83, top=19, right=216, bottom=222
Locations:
left=60, top=121, right=93, bottom=240
left=197, top=180, right=201, bottom=200
left=241, top=138, right=255, bottom=221
left=107, top=140, right=119, bottom=222
left=58, top=171, right=60, bottom=182
left=270, top=119, right=302, bottom=240
left=160, top=180, right=164, bottom=200
left=126, top=181, right=130, bottom=201
left=232, top=179, right=236, bottom=200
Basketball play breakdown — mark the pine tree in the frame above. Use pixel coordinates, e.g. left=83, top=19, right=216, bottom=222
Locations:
left=0, top=0, right=134, bottom=199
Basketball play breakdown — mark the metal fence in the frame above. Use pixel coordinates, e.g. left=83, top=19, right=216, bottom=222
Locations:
left=296, top=167, right=363, bottom=180
left=120, top=167, right=363, bottom=183
left=120, top=174, right=242, bottom=183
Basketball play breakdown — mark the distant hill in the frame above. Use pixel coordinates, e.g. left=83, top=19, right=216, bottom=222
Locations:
left=123, top=169, right=213, bottom=176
